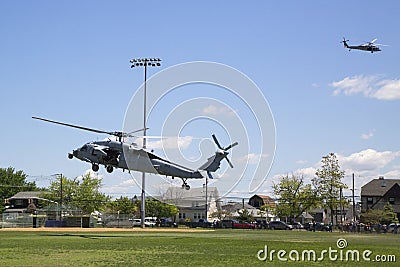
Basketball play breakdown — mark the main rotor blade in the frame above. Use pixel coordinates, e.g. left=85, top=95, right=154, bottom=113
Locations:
left=212, top=134, right=223, bottom=150
left=126, top=127, right=149, bottom=136
left=370, top=38, right=378, bottom=44
left=32, top=116, right=112, bottom=135
left=224, top=142, right=238, bottom=151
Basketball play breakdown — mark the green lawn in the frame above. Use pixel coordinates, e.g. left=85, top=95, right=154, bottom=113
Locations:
left=0, top=229, right=399, bottom=266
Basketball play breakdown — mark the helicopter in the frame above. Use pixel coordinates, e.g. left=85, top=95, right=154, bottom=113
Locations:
left=32, top=116, right=238, bottom=190
left=341, top=37, right=386, bottom=53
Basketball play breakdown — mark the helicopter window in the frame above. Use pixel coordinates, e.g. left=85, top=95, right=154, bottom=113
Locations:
left=81, top=145, right=88, bottom=151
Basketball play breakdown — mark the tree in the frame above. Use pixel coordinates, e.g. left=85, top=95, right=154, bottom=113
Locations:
left=236, top=209, right=254, bottom=222
left=0, top=167, right=38, bottom=212
left=209, top=210, right=232, bottom=221
left=273, top=174, right=316, bottom=222
left=312, top=153, right=347, bottom=225
left=42, top=172, right=110, bottom=214
left=107, top=196, right=138, bottom=215
left=360, top=203, right=399, bottom=225
left=145, top=198, right=179, bottom=219
left=258, top=203, right=275, bottom=222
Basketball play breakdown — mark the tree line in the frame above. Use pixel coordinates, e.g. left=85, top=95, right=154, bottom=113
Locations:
left=0, top=167, right=177, bottom=218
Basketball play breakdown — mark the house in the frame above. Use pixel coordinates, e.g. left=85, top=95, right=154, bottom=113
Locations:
left=248, top=194, right=276, bottom=210
left=4, top=191, right=43, bottom=214
left=2, top=191, right=44, bottom=228
left=248, top=194, right=278, bottom=221
left=361, top=177, right=400, bottom=220
left=161, top=186, right=221, bottom=223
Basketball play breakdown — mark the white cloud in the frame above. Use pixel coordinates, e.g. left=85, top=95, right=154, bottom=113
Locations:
left=330, top=75, right=400, bottom=100
left=360, top=129, right=375, bottom=140
left=202, top=104, right=236, bottom=116
left=147, top=136, right=193, bottom=150
left=337, top=149, right=400, bottom=172
left=373, top=79, right=400, bottom=100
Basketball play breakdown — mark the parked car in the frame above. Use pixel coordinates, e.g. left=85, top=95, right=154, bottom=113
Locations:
left=291, top=222, right=304, bottom=229
left=269, top=221, right=293, bottom=230
left=304, top=222, right=329, bottom=231
left=131, top=218, right=141, bottom=227
left=232, top=219, right=256, bottom=229
left=131, top=217, right=156, bottom=227
left=388, top=223, right=400, bottom=233
left=160, top=218, right=178, bottom=228
left=185, top=219, right=213, bottom=228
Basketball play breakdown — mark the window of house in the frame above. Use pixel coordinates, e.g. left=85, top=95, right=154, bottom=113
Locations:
left=389, top=197, right=395, bottom=205
left=367, top=197, right=373, bottom=204
left=15, top=199, right=23, bottom=206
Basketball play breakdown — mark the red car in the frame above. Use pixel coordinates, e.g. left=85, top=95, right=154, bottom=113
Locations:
left=231, top=219, right=256, bottom=229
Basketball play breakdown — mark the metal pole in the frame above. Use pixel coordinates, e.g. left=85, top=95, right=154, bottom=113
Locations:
left=352, top=173, right=356, bottom=222
left=59, top=173, right=63, bottom=225
left=205, top=175, right=208, bottom=222
left=130, top=58, right=161, bottom=228
left=140, top=63, right=147, bottom=228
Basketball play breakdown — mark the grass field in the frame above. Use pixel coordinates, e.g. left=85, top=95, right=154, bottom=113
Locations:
left=0, top=228, right=399, bottom=266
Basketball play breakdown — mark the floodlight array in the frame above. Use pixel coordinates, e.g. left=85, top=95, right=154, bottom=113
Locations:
left=130, top=58, right=162, bottom=68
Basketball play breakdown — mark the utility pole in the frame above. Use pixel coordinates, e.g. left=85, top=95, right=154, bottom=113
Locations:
left=52, top=173, right=63, bottom=224
left=130, top=58, right=161, bottom=228
left=352, top=173, right=356, bottom=222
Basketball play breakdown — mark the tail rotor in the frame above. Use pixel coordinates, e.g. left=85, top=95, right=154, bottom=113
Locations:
left=212, top=134, right=238, bottom=168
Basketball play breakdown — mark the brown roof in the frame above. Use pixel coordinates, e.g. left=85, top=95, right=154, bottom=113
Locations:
left=361, top=179, right=400, bottom=197
left=249, top=194, right=276, bottom=208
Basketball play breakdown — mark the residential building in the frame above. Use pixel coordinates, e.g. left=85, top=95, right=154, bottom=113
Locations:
left=361, top=177, right=400, bottom=220
left=161, top=186, right=220, bottom=223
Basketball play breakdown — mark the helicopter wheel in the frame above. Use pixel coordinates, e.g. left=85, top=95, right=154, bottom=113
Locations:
left=106, top=166, right=113, bottom=173
left=181, top=179, right=190, bottom=190
left=92, top=164, right=99, bottom=172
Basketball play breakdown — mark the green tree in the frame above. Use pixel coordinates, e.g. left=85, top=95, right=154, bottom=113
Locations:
left=107, top=196, right=138, bottom=215
left=360, top=204, right=399, bottom=225
left=145, top=198, right=179, bottom=219
left=273, top=174, right=316, bottom=222
left=236, top=209, right=254, bottom=222
left=42, top=173, right=110, bottom=214
left=210, top=210, right=232, bottom=221
left=0, top=167, right=38, bottom=212
left=258, top=203, right=275, bottom=222
left=312, top=153, right=347, bottom=225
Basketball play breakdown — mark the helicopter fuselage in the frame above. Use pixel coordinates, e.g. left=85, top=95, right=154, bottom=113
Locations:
left=69, top=140, right=205, bottom=179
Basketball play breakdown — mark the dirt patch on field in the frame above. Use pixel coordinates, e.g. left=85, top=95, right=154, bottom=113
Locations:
left=0, top=227, right=214, bottom=233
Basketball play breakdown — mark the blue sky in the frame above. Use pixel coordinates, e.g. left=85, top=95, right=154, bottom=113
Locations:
left=1, top=1, right=400, bottom=200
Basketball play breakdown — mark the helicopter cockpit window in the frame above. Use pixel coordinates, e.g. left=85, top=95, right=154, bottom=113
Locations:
left=81, top=145, right=88, bottom=151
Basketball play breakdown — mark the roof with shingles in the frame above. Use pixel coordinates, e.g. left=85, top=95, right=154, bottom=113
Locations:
left=9, top=191, right=43, bottom=199
left=249, top=194, right=277, bottom=208
left=361, top=179, right=400, bottom=197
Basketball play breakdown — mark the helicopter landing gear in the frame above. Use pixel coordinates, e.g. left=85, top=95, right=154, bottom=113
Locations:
left=106, top=166, right=113, bottom=173
left=181, top=179, right=190, bottom=190
left=92, top=164, right=99, bottom=172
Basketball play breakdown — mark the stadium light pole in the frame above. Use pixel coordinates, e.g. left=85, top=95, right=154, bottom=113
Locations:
left=130, top=58, right=161, bottom=228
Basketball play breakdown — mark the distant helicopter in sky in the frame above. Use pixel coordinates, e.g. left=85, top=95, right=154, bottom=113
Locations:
left=341, top=37, right=387, bottom=53
left=32, top=116, right=238, bottom=190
